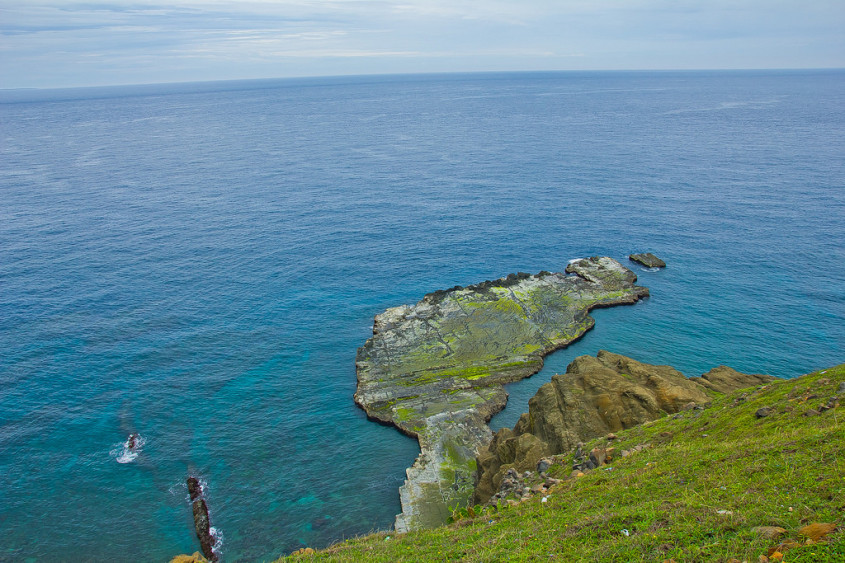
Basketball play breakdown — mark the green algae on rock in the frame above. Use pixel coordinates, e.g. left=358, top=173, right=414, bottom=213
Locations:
left=354, top=257, right=650, bottom=531
left=628, top=252, right=666, bottom=268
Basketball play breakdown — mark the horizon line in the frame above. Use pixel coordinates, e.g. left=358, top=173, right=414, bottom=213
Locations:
left=3, top=66, right=844, bottom=93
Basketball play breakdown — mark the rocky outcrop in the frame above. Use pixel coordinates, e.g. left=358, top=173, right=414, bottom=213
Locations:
left=474, top=351, right=775, bottom=504
left=354, top=257, right=650, bottom=531
left=187, top=477, right=217, bottom=562
left=170, top=553, right=208, bottom=563
left=629, top=253, right=666, bottom=268
left=689, top=365, right=773, bottom=394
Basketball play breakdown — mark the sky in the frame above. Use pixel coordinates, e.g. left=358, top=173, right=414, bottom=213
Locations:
left=1, top=1, right=844, bottom=89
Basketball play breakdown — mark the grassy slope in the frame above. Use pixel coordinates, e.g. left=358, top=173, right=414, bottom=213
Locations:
left=284, top=364, right=844, bottom=562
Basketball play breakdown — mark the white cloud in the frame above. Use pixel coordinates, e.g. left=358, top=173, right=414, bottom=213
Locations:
left=0, top=0, right=843, bottom=87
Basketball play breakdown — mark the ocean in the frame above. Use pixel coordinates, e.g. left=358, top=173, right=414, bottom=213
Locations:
left=1, top=70, right=843, bottom=561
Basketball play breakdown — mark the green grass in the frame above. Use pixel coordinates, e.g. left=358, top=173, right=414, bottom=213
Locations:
left=280, top=364, right=844, bottom=562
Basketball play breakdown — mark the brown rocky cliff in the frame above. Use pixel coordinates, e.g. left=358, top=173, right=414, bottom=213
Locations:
left=474, top=351, right=774, bottom=504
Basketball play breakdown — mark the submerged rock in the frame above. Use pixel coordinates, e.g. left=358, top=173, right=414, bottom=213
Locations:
left=474, top=351, right=775, bottom=505
left=629, top=253, right=666, bottom=268
left=354, top=257, right=649, bottom=531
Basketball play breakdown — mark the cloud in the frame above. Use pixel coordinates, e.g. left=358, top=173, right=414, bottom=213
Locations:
left=0, top=0, right=843, bottom=88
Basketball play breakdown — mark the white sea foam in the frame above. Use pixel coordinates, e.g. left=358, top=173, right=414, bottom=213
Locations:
left=110, top=435, right=146, bottom=464
left=567, top=258, right=585, bottom=265
left=210, top=526, right=224, bottom=557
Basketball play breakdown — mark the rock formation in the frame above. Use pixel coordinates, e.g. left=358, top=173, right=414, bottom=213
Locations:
left=474, top=351, right=774, bottom=504
left=187, top=477, right=216, bottom=562
left=629, top=253, right=666, bottom=268
left=354, top=257, right=650, bottom=531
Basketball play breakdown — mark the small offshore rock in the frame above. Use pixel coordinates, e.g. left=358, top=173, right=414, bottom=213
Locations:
left=187, top=477, right=202, bottom=502
left=755, top=407, right=772, bottom=419
left=752, top=526, right=787, bottom=540
left=629, top=253, right=666, bottom=268
left=187, top=477, right=216, bottom=562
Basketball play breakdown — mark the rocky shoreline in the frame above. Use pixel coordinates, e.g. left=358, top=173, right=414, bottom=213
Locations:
left=354, top=257, right=650, bottom=531
left=474, top=350, right=775, bottom=506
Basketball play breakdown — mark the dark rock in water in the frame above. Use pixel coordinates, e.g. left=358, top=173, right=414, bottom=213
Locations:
left=354, top=257, right=649, bottom=531
left=628, top=253, right=666, bottom=268
left=473, top=351, right=778, bottom=505
left=187, top=477, right=202, bottom=502
left=311, top=516, right=331, bottom=530
left=192, top=500, right=214, bottom=561
left=187, top=477, right=216, bottom=562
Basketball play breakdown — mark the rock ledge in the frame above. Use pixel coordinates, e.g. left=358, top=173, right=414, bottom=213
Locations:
left=355, top=257, right=649, bottom=531
left=474, top=351, right=774, bottom=505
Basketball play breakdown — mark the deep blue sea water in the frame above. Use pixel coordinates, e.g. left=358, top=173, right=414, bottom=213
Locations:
left=1, top=70, right=843, bottom=561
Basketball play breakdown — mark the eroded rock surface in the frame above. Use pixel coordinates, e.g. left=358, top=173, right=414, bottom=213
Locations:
left=474, top=351, right=774, bottom=504
left=354, top=257, right=649, bottom=531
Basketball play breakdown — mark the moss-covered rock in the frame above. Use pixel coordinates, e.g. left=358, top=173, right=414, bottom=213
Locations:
left=354, top=257, right=649, bottom=531
left=629, top=252, right=666, bottom=268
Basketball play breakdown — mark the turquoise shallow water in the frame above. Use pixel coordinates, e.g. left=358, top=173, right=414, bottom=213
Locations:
left=1, top=70, right=844, bottom=561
